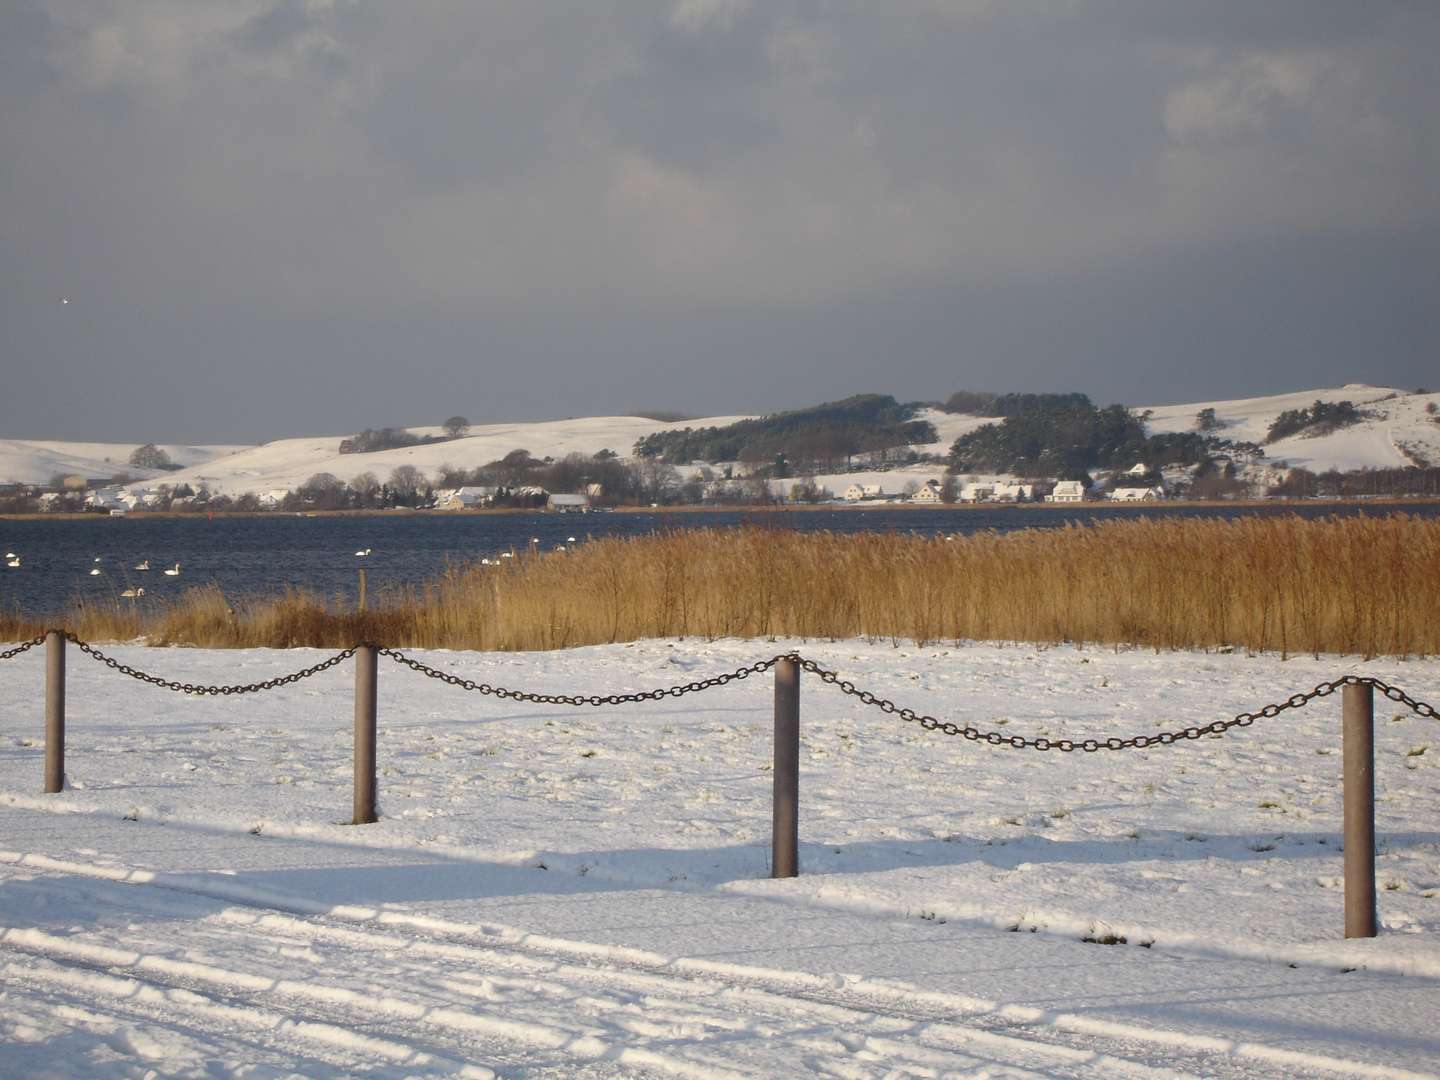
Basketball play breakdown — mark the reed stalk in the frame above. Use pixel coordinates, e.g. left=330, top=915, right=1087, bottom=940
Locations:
left=2, top=515, right=1436, bottom=656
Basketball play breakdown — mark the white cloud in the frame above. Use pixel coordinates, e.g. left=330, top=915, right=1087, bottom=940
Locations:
left=669, top=0, right=748, bottom=34
left=1164, top=51, right=1330, bottom=142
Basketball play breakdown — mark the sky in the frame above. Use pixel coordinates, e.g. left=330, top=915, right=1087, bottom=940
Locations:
left=1, top=1, right=1436, bottom=445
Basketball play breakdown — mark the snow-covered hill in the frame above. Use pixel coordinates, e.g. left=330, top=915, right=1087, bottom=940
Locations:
left=1141, top=384, right=1440, bottom=473
left=3, top=386, right=1436, bottom=498
left=0, top=441, right=250, bottom=487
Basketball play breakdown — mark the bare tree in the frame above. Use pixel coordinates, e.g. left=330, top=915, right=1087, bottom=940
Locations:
left=349, top=471, right=381, bottom=507
left=129, top=443, right=172, bottom=470
left=298, top=472, right=347, bottom=509
left=388, top=464, right=426, bottom=503
left=443, top=416, right=471, bottom=439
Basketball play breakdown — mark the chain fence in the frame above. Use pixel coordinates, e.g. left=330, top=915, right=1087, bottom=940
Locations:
left=377, top=645, right=783, bottom=706
left=0, top=635, right=45, bottom=661
left=61, top=632, right=356, bottom=696
left=2, top=631, right=1435, bottom=744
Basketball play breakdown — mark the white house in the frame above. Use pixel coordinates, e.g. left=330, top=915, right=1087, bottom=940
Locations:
left=843, top=484, right=883, bottom=501
left=547, top=493, right=591, bottom=512
left=1046, top=480, right=1087, bottom=503
left=959, top=482, right=994, bottom=503
left=1108, top=486, right=1166, bottom=502
left=436, top=486, right=496, bottom=510
left=991, top=482, right=1035, bottom=502
left=85, top=486, right=139, bottom=512
left=910, top=481, right=943, bottom=504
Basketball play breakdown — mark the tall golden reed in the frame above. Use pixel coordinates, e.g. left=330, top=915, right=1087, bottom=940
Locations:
left=3, top=515, right=1437, bottom=657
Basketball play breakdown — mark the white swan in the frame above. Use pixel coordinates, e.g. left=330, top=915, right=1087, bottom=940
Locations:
left=134, top=560, right=150, bottom=571
left=89, top=568, right=101, bottom=576
left=164, top=563, right=181, bottom=576
left=94, top=556, right=102, bottom=563
left=121, top=586, right=144, bottom=598
left=355, top=548, right=371, bottom=556
left=5, top=557, right=18, bottom=568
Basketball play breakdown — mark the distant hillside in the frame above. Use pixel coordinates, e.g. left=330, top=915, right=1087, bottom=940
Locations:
left=2, top=385, right=1437, bottom=502
left=632, top=394, right=938, bottom=471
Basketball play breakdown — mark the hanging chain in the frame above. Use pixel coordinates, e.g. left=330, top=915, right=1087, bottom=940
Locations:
left=377, top=646, right=785, bottom=707
left=9, top=632, right=1435, bottom=739
left=0, top=635, right=46, bottom=661
left=795, top=658, right=1437, bottom=750
left=62, top=632, right=356, bottom=695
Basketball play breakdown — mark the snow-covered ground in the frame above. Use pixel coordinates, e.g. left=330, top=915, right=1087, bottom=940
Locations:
left=0, top=441, right=249, bottom=487
left=6, top=385, right=1437, bottom=500
left=2, top=637, right=1437, bottom=1077
left=1142, top=385, right=1440, bottom=473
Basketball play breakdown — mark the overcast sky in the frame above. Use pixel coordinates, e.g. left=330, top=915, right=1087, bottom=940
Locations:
left=2, top=1, right=1436, bottom=444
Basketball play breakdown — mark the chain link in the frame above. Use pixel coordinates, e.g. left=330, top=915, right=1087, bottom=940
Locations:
left=63, top=632, right=356, bottom=695
left=795, top=658, right=1438, bottom=750
left=377, top=646, right=785, bottom=707
left=13, top=632, right=1438, bottom=733
left=0, top=634, right=46, bottom=661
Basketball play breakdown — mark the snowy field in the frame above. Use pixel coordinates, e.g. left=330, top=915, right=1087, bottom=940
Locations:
left=7, top=385, right=1439, bottom=500
left=1, top=637, right=1438, bottom=1078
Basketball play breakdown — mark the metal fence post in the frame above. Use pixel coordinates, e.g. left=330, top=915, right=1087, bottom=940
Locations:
left=44, top=631, right=65, bottom=794
left=353, top=643, right=378, bottom=824
left=1343, top=681, right=1377, bottom=938
left=772, top=656, right=800, bottom=878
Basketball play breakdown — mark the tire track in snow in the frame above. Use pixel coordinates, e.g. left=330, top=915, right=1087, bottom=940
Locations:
left=6, top=853, right=1430, bottom=1079
left=2, top=954, right=499, bottom=1078
left=0, top=917, right=1147, bottom=1080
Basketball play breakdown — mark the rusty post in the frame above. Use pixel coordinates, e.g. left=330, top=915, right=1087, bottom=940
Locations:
left=1343, top=681, right=1377, bottom=938
left=44, top=630, right=65, bottom=793
left=357, top=568, right=367, bottom=614
left=353, top=643, right=378, bottom=824
left=772, top=656, right=799, bottom=878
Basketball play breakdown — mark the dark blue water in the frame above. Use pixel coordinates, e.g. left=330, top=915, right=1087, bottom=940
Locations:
left=2, top=503, right=1435, bottom=620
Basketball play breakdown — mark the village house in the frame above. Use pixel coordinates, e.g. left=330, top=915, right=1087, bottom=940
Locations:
left=547, top=493, right=591, bottom=512
left=1108, top=486, right=1166, bottom=502
left=843, top=483, right=883, bottom=502
left=85, top=486, right=140, bottom=512
left=1046, top=480, right=1087, bottom=503
left=435, top=486, right=496, bottom=510
left=1124, top=463, right=1150, bottom=477
left=959, top=482, right=994, bottom=503
left=910, top=480, right=944, bottom=504
left=991, top=481, right=1035, bottom=502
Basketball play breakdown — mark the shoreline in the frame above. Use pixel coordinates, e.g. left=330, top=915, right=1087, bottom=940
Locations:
left=2, top=494, right=1436, bottom=522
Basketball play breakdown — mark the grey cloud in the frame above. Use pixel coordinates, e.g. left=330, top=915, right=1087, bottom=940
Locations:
left=0, top=1, right=1435, bottom=443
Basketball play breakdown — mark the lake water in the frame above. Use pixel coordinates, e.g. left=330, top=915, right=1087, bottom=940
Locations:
left=2, top=502, right=1435, bottom=621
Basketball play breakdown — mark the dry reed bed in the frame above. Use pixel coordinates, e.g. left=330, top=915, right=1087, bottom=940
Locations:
left=2, top=515, right=1437, bottom=657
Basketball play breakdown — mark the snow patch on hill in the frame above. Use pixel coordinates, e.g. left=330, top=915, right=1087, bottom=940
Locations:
left=4, top=386, right=1437, bottom=498
left=0, top=441, right=249, bottom=486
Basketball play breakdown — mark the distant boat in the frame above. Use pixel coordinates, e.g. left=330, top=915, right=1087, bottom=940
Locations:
left=134, top=560, right=150, bottom=571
